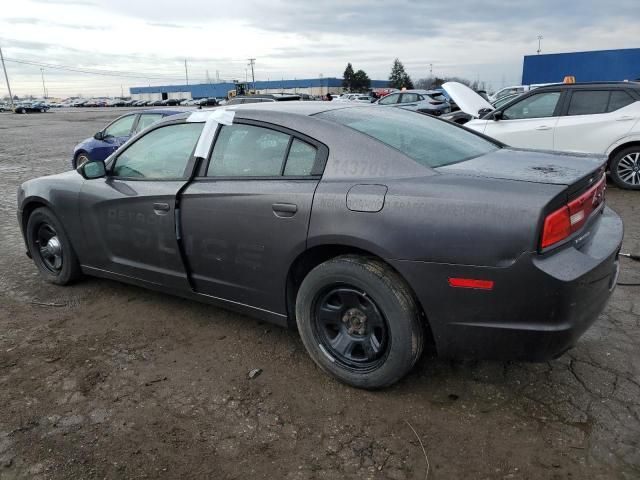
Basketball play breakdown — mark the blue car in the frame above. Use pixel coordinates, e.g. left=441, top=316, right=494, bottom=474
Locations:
left=72, top=109, right=182, bottom=168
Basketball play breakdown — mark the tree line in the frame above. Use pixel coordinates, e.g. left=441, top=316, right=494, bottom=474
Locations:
left=341, top=58, right=484, bottom=92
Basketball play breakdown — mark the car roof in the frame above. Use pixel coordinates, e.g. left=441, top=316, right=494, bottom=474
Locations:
left=137, top=108, right=183, bottom=115
left=535, top=81, right=640, bottom=91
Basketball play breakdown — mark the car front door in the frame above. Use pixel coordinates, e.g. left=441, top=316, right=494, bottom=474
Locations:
left=483, top=90, right=563, bottom=150
left=79, top=121, right=204, bottom=289
left=93, top=114, right=138, bottom=161
left=553, top=89, right=639, bottom=154
left=377, top=93, right=401, bottom=106
left=179, top=121, right=326, bottom=316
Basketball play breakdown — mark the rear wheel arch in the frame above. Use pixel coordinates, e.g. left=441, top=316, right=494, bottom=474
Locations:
left=607, top=141, right=640, bottom=168
left=285, top=244, right=433, bottom=343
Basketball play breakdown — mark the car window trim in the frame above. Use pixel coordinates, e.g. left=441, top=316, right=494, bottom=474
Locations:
left=197, top=118, right=329, bottom=180
left=108, top=121, right=202, bottom=181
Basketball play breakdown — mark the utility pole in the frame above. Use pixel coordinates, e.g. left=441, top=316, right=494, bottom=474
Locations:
left=40, top=68, right=47, bottom=99
left=537, top=35, right=543, bottom=55
left=248, top=58, right=255, bottom=91
left=184, top=59, right=189, bottom=85
left=429, top=63, right=433, bottom=76
left=216, top=70, right=220, bottom=83
left=0, top=45, right=14, bottom=108
left=120, top=84, right=124, bottom=98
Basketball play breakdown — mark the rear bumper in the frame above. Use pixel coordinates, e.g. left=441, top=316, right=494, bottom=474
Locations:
left=390, top=206, right=623, bottom=361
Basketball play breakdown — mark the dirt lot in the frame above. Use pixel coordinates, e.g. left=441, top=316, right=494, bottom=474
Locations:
left=0, top=109, right=639, bottom=480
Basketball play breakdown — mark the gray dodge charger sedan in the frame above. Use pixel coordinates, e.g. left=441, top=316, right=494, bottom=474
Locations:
left=17, top=103, right=623, bottom=389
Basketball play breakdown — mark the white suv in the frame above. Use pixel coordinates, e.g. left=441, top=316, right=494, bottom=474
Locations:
left=444, top=81, right=640, bottom=189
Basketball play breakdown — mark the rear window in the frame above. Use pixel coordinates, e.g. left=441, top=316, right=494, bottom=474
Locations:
left=316, top=107, right=499, bottom=168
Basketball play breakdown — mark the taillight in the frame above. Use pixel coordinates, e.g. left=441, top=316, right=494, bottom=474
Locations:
left=540, top=175, right=606, bottom=249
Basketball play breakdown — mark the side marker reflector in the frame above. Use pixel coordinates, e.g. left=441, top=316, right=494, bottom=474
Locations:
left=448, top=278, right=494, bottom=290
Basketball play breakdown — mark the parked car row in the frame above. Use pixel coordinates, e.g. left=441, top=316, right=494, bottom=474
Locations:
left=14, top=101, right=50, bottom=114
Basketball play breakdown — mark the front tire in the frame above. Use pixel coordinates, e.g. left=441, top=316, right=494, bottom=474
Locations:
left=74, top=152, right=90, bottom=169
left=295, top=255, right=424, bottom=389
left=610, top=147, right=640, bottom=190
left=26, top=207, right=82, bottom=285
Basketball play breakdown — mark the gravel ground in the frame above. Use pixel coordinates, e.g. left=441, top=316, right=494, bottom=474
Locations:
left=0, top=108, right=639, bottom=480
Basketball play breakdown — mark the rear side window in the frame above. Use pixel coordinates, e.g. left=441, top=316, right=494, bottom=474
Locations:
left=567, top=91, right=610, bottom=115
left=317, top=107, right=499, bottom=168
left=113, top=123, right=203, bottom=179
left=400, top=93, right=418, bottom=103
left=284, top=139, right=317, bottom=176
left=607, top=91, right=635, bottom=112
left=134, top=113, right=164, bottom=134
left=208, top=124, right=290, bottom=176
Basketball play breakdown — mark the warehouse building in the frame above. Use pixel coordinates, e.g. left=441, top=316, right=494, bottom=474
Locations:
left=522, top=48, right=640, bottom=84
left=130, top=77, right=390, bottom=101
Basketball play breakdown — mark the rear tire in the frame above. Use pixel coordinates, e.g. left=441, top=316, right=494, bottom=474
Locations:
left=26, top=207, right=82, bottom=285
left=610, top=146, right=640, bottom=190
left=295, top=255, right=424, bottom=389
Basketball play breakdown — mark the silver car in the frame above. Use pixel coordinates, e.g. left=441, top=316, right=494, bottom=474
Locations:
left=375, top=89, right=450, bottom=115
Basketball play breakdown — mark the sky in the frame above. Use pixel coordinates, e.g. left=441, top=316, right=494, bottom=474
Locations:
left=0, top=0, right=638, bottom=98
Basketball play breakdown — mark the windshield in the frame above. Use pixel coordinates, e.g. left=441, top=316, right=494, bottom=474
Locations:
left=316, top=107, right=499, bottom=168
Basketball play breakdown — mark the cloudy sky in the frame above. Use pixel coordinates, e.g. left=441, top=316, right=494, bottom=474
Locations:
left=0, top=0, right=638, bottom=98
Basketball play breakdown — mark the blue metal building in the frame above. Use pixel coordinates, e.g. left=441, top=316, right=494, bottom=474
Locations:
left=522, top=48, right=640, bottom=85
left=130, top=77, right=390, bottom=100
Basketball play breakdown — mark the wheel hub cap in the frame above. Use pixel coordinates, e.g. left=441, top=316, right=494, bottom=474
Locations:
left=46, top=236, right=62, bottom=257
left=618, top=152, right=640, bottom=186
left=343, top=308, right=367, bottom=335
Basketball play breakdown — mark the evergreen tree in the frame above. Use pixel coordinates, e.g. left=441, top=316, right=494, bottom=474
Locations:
left=352, top=69, right=371, bottom=92
left=342, top=63, right=355, bottom=91
left=389, top=58, right=413, bottom=89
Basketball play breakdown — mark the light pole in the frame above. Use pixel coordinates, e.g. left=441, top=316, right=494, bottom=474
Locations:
left=248, top=58, right=255, bottom=91
left=537, top=35, right=543, bottom=55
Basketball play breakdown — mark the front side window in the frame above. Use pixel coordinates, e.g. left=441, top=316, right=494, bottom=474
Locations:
left=207, top=124, right=290, bottom=177
left=134, top=113, right=164, bottom=134
left=567, top=91, right=609, bottom=115
left=503, top=91, right=561, bottom=119
left=104, top=115, right=136, bottom=137
left=317, top=107, right=499, bottom=169
left=112, top=123, right=203, bottom=179
left=378, top=93, right=400, bottom=105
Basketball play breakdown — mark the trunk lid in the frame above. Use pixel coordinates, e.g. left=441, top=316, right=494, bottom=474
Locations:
left=442, top=81, right=494, bottom=118
left=437, top=147, right=606, bottom=196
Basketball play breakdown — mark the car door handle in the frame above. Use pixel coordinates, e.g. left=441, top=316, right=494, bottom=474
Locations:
left=616, top=115, right=635, bottom=121
left=272, top=203, right=297, bottom=217
left=535, top=125, right=552, bottom=131
left=153, top=202, right=170, bottom=213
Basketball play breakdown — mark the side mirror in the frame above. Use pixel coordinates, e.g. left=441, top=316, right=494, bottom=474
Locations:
left=77, top=160, right=106, bottom=179
left=493, top=110, right=504, bottom=121
left=94, top=131, right=104, bottom=140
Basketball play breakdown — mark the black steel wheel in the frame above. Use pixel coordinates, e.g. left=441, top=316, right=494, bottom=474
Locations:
left=312, top=286, right=389, bottom=372
left=26, top=207, right=82, bottom=285
left=296, top=255, right=424, bottom=389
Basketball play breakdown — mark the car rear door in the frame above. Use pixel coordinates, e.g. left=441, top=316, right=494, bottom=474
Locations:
left=79, top=121, right=204, bottom=290
left=553, top=89, right=639, bottom=154
left=179, top=121, right=327, bottom=315
left=483, top=90, right=563, bottom=150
